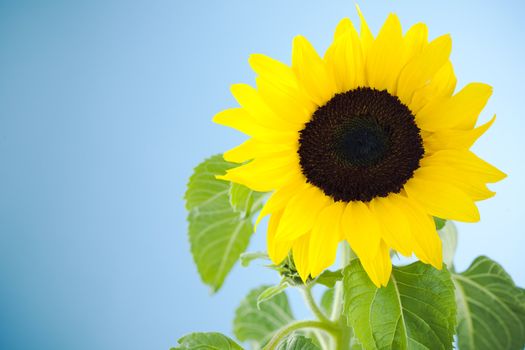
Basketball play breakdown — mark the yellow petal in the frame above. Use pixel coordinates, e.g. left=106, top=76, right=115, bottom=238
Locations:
left=394, top=195, right=442, bottom=268
left=218, top=154, right=302, bottom=192
left=423, top=115, right=496, bottom=153
left=416, top=165, right=495, bottom=201
left=334, top=17, right=355, bottom=39
left=342, top=201, right=381, bottom=258
left=397, top=34, right=452, bottom=106
left=325, top=22, right=365, bottom=92
left=292, top=35, right=336, bottom=106
left=249, top=54, right=316, bottom=124
left=308, top=202, right=345, bottom=277
left=369, top=196, right=413, bottom=257
left=230, top=83, right=301, bottom=130
left=360, top=240, right=392, bottom=288
left=267, top=211, right=292, bottom=265
left=275, top=185, right=331, bottom=241
left=366, top=14, right=405, bottom=93
left=404, top=169, right=480, bottom=222
left=249, top=53, right=297, bottom=86
left=355, top=5, right=374, bottom=58
left=410, top=61, right=457, bottom=113
left=224, top=138, right=295, bottom=163
left=293, top=233, right=312, bottom=282
left=213, top=108, right=296, bottom=142
left=212, top=108, right=263, bottom=135
left=256, top=181, right=307, bottom=227
left=256, top=76, right=314, bottom=125
left=421, top=149, right=506, bottom=183
left=403, top=23, right=428, bottom=60
left=416, top=83, right=492, bottom=131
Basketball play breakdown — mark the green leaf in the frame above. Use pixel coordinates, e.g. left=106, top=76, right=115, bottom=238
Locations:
left=315, top=269, right=343, bottom=288
left=234, top=285, right=294, bottom=346
left=172, top=332, right=243, bottom=350
left=439, top=221, right=458, bottom=268
left=453, top=256, right=525, bottom=350
left=185, top=155, right=261, bottom=292
left=433, top=217, right=447, bottom=230
left=229, top=182, right=265, bottom=216
left=257, top=281, right=290, bottom=308
left=343, top=260, right=456, bottom=350
left=240, top=251, right=269, bottom=267
left=276, top=335, right=320, bottom=350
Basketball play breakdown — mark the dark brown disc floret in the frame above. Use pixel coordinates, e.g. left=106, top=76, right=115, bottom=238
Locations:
left=298, top=87, right=424, bottom=202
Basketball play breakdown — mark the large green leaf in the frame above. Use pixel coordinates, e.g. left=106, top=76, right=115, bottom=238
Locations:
left=343, top=260, right=456, bottom=350
left=234, top=285, right=294, bottom=346
left=172, top=332, right=243, bottom=350
left=229, top=182, right=265, bottom=215
left=276, top=335, right=320, bottom=350
left=453, top=256, right=525, bottom=350
left=185, top=155, right=261, bottom=292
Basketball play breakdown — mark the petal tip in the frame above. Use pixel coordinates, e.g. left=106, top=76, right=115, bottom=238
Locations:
left=211, top=112, right=223, bottom=124
left=229, top=83, right=246, bottom=96
left=293, top=35, right=307, bottom=45
left=215, top=174, right=230, bottom=182
left=212, top=109, right=235, bottom=125
left=368, top=276, right=381, bottom=288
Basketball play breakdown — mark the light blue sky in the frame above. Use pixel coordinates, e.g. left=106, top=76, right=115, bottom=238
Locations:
left=1, top=1, right=523, bottom=349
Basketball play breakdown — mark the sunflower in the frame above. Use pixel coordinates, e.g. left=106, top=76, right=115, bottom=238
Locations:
left=213, top=8, right=506, bottom=287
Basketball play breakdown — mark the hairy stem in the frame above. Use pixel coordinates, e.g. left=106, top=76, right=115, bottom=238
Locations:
left=332, top=242, right=354, bottom=349
left=330, top=281, right=344, bottom=323
left=311, top=329, right=330, bottom=350
left=337, top=320, right=352, bottom=350
left=331, top=243, right=352, bottom=322
left=301, top=284, right=331, bottom=324
left=263, top=320, right=339, bottom=350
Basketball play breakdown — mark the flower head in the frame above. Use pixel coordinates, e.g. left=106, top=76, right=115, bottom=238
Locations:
left=214, top=9, right=505, bottom=287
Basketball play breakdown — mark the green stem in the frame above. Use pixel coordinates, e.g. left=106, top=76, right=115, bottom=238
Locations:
left=332, top=242, right=354, bottom=350
left=311, top=329, right=330, bottom=350
left=337, top=320, right=352, bottom=350
left=301, top=285, right=331, bottom=324
left=263, top=320, right=339, bottom=350
left=330, top=243, right=352, bottom=322
left=330, top=280, right=344, bottom=323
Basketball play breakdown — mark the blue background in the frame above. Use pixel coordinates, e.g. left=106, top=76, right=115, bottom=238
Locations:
left=1, top=1, right=523, bottom=349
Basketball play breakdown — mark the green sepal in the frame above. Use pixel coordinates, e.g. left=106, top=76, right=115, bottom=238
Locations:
left=240, top=251, right=269, bottom=267
left=257, top=280, right=290, bottom=309
left=315, top=269, right=343, bottom=288
left=433, top=216, right=447, bottom=230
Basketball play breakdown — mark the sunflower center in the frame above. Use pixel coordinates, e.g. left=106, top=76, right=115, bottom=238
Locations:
left=298, top=87, right=424, bottom=202
left=335, top=116, right=390, bottom=167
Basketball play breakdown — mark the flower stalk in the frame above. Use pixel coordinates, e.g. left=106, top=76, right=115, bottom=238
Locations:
left=301, top=284, right=331, bottom=324
left=262, top=320, right=340, bottom=350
